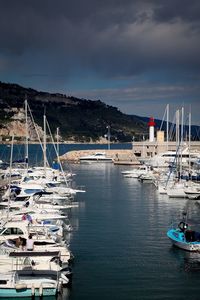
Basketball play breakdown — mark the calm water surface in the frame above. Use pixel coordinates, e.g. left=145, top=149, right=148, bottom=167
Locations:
left=1, top=144, right=200, bottom=300
left=68, top=163, right=200, bottom=300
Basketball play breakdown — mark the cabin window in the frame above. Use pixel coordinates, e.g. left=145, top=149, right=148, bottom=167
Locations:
left=23, top=177, right=31, bottom=182
left=3, top=228, right=24, bottom=235
left=2, top=228, right=12, bottom=235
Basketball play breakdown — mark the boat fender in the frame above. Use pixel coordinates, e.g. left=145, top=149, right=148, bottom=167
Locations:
left=178, top=221, right=188, bottom=232
left=31, top=284, right=35, bottom=297
left=15, top=283, right=27, bottom=290
left=39, top=283, right=43, bottom=297
left=58, top=279, right=63, bottom=294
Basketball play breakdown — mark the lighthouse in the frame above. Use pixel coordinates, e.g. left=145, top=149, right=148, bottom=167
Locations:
left=148, top=117, right=156, bottom=142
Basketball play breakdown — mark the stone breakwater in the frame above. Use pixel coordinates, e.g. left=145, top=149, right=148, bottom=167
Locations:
left=59, top=149, right=140, bottom=164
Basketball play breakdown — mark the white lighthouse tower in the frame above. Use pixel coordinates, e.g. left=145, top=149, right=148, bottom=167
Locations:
left=148, top=117, right=156, bottom=142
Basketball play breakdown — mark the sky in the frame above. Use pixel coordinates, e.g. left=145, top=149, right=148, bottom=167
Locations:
left=0, top=0, right=199, bottom=124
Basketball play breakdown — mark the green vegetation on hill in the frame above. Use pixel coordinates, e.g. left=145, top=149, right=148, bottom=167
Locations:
left=0, top=81, right=148, bottom=142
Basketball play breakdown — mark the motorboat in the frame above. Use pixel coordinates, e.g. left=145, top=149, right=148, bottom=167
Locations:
left=167, top=221, right=200, bottom=251
left=148, top=147, right=200, bottom=168
left=184, top=183, right=200, bottom=200
left=122, top=165, right=152, bottom=178
left=0, top=240, right=72, bottom=278
left=138, top=172, right=156, bottom=182
left=0, top=220, right=72, bottom=265
left=79, top=152, right=113, bottom=162
left=0, top=250, right=68, bottom=298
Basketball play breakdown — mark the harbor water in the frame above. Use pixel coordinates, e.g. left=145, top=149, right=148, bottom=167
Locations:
left=68, top=162, right=200, bottom=300
left=1, top=144, right=200, bottom=300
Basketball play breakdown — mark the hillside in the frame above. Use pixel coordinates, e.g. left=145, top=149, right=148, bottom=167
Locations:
left=1, top=81, right=199, bottom=143
left=0, top=81, right=148, bottom=143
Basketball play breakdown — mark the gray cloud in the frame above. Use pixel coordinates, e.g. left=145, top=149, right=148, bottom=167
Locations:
left=0, top=0, right=199, bottom=123
left=0, top=0, right=200, bottom=77
left=152, top=0, right=200, bottom=23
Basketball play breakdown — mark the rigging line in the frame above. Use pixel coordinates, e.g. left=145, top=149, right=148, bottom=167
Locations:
left=27, top=102, right=43, bottom=150
left=27, top=102, right=50, bottom=167
left=159, top=104, right=167, bottom=131
left=164, top=138, right=183, bottom=189
left=46, top=118, right=70, bottom=188
left=168, top=112, right=176, bottom=142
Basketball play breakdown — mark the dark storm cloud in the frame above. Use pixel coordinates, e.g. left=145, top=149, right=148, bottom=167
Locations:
left=152, top=0, right=200, bottom=23
left=0, top=0, right=200, bottom=79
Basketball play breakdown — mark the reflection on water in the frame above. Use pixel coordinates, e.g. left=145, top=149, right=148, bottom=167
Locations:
left=170, top=246, right=200, bottom=273
left=57, top=287, right=71, bottom=300
left=184, top=251, right=200, bottom=273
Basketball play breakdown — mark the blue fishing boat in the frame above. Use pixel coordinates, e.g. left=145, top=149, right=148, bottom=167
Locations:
left=167, top=221, right=200, bottom=252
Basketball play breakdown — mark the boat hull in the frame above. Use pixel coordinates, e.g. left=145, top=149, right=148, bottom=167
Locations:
left=167, top=229, right=200, bottom=251
left=79, top=158, right=112, bottom=162
left=0, top=287, right=57, bottom=298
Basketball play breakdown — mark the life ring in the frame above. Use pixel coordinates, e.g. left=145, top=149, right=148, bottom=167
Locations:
left=178, top=221, right=188, bottom=232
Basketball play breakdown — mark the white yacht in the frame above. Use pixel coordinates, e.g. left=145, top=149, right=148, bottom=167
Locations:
left=0, top=220, right=71, bottom=263
left=148, top=147, right=200, bottom=168
left=0, top=250, right=68, bottom=298
left=121, top=165, right=152, bottom=178
left=79, top=152, right=113, bottom=162
left=184, top=183, right=200, bottom=199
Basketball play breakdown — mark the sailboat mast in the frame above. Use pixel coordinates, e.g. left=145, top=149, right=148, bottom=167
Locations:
left=107, top=125, right=111, bottom=150
left=7, top=134, right=14, bottom=219
left=43, top=109, right=47, bottom=176
left=166, top=104, right=169, bottom=151
left=56, top=127, right=59, bottom=155
left=176, top=109, right=180, bottom=148
left=188, top=110, right=191, bottom=176
left=180, top=107, right=184, bottom=177
left=25, top=98, right=29, bottom=171
left=176, top=109, right=180, bottom=177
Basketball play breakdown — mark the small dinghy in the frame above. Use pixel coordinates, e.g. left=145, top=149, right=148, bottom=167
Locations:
left=167, top=221, right=200, bottom=252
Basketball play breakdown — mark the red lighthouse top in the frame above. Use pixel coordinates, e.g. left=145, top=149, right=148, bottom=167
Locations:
left=148, top=117, right=156, bottom=127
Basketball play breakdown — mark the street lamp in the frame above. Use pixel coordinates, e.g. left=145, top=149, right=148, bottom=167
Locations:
left=106, top=125, right=111, bottom=150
